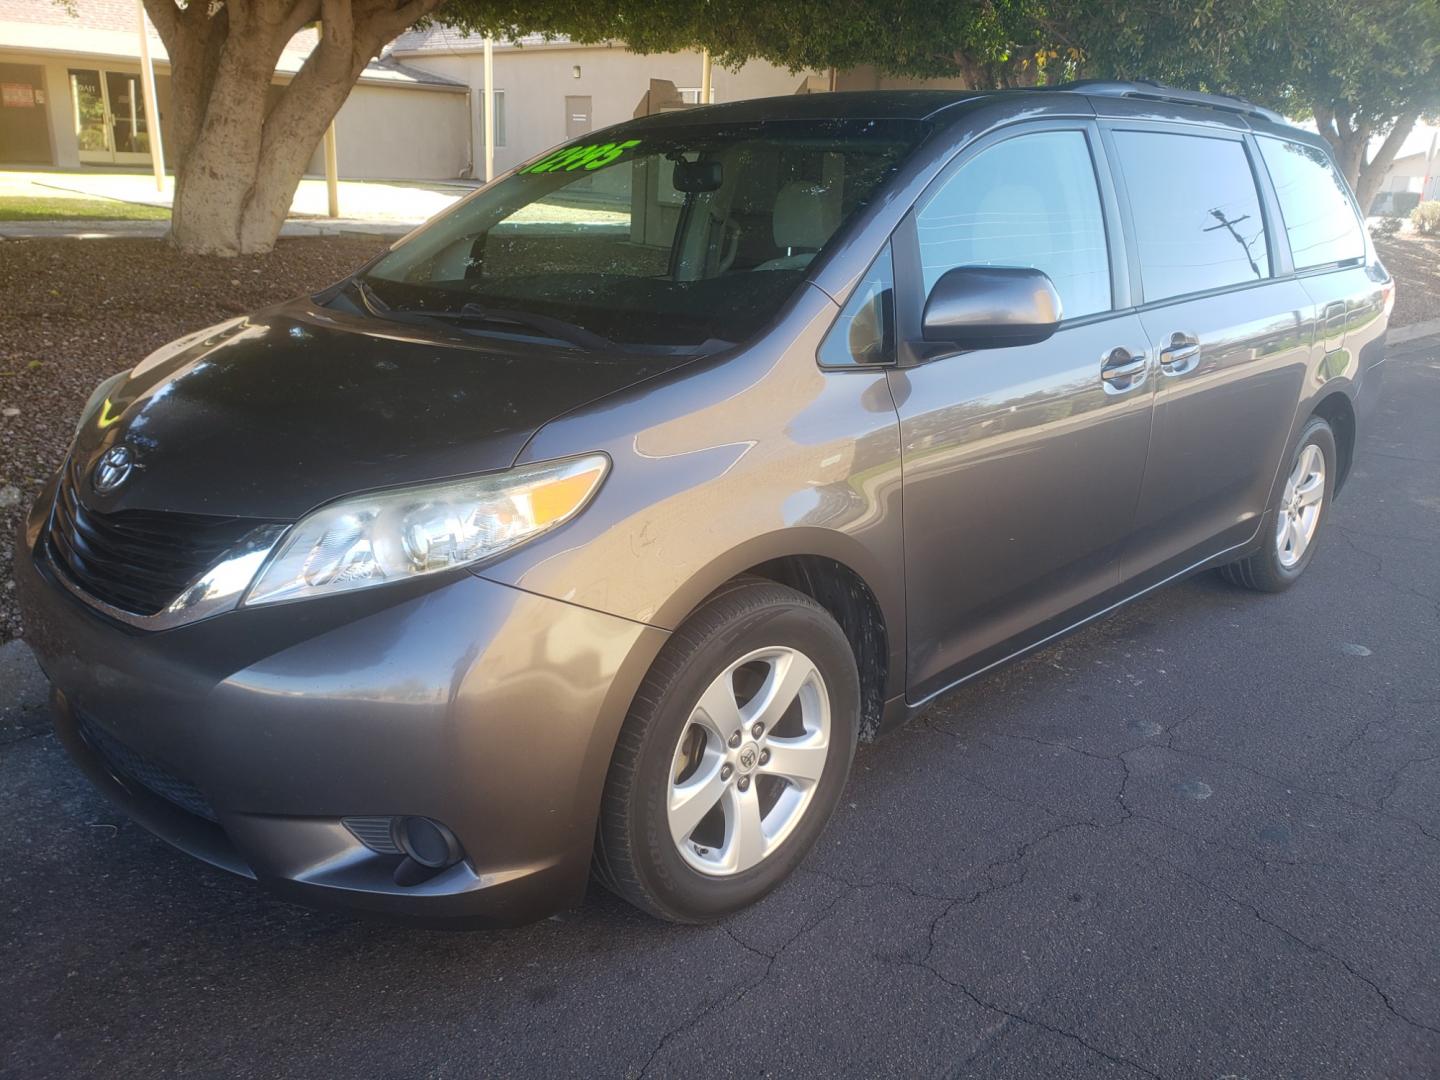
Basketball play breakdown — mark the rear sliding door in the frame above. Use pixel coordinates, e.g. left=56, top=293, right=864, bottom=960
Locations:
left=1101, top=120, right=1316, bottom=583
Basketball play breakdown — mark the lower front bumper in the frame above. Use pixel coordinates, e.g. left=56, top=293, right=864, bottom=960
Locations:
left=19, top=492, right=668, bottom=928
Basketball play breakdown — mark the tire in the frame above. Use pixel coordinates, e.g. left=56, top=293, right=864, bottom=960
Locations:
left=594, top=578, right=860, bottom=922
left=1219, top=415, right=1336, bottom=593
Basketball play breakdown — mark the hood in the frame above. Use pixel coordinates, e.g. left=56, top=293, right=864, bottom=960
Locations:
left=71, top=299, right=692, bottom=520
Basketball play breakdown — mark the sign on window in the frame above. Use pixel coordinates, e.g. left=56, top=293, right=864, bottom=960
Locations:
left=1, top=83, right=37, bottom=108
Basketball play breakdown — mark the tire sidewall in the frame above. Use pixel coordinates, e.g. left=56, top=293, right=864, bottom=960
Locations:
left=629, top=601, right=859, bottom=922
left=1266, top=418, right=1337, bottom=584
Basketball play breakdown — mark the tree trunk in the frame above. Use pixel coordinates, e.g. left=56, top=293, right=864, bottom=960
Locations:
left=143, top=0, right=441, bottom=256
left=1313, top=100, right=1420, bottom=217
left=1354, top=114, right=1420, bottom=216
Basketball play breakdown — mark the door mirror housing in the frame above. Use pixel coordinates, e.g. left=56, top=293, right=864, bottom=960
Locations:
left=921, top=266, right=1063, bottom=349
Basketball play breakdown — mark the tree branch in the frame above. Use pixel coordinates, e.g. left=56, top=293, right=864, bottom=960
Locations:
left=365, top=0, right=446, bottom=48
left=1355, top=109, right=1422, bottom=213
left=280, top=0, right=324, bottom=43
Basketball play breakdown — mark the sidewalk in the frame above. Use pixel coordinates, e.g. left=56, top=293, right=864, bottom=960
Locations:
left=0, top=167, right=472, bottom=239
left=0, top=218, right=417, bottom=240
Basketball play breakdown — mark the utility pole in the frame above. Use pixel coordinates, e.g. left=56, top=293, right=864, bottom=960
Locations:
left=1423, top=129, right=1438, bottom=202
left=483, top=36, right=495, bottom=182
left=323, top=121, right=340, bottom=217
left=134, top=0, right=164, bottom=193
left=700, top=49, right=712, bottom=105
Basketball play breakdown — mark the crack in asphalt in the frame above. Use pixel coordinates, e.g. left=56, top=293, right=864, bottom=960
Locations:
left=904, top=959, right=1163, bottom=1079
left=1377, top=752, right=1440, bottom=820
left=633, top=879, right=852, bottom=1078
left=900, top=817, right=1161, bottom=1080
left=1161, top=741, right=1440, bottom=846
left=1151, top=855, right=1440, bottom=1039
left=1332, top=525, right=1440, bottom=614
left=891, top=704, right=1440, bottom=1049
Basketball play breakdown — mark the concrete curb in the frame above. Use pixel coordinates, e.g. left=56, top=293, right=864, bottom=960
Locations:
left=1388, top=318, right=1440, bottom=347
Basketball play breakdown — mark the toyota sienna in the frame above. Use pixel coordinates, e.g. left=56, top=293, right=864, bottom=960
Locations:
left=16, top=83, right=1392, bottom=925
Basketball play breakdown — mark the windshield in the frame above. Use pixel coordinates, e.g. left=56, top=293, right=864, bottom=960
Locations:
left=359, top=117, right=929, bottom=350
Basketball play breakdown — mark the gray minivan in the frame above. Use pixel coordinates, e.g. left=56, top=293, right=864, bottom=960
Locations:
left=17, top=82, right=1392, bottom=926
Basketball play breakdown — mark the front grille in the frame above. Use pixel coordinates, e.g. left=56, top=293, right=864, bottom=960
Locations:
left=46, top=458, right=272, bottom=617
left=77, top=713, right=218, bottom=823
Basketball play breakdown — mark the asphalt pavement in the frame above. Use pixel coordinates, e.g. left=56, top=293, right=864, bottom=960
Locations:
left=2, top=339, right=1437, bottom=1079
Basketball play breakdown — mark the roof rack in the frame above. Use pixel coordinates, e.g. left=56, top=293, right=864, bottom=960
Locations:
left=1059, top=80, right=1286, bottom=125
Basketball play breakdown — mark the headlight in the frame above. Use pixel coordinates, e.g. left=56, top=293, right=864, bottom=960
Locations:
left=243, top=454, right=608, bottom=607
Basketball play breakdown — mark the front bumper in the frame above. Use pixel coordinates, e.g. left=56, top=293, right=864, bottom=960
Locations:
left=17, top=479, right=667, bottom=927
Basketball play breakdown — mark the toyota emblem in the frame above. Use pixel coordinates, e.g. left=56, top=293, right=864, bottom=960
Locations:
left=91, top=445, right=135, bottom=494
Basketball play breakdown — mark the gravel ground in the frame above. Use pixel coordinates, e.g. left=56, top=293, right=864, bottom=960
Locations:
left=0, top=237, right=385, bottom=642
left=0, top=233, right=1437, bottom=644
left=1375, top=233, right=1440, bottom=328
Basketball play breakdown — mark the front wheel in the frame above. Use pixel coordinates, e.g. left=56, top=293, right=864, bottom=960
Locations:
left=1219, top=415, right=1336, bottom=592
left=594, top=579, right=859, bottom=922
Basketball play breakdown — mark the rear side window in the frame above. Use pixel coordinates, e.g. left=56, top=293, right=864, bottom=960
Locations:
left=1257, top=137, right=1366, bottom=270
left=916, top=130, right=1111, bottom=319
left=1112, top=131, right=1270, bottom=302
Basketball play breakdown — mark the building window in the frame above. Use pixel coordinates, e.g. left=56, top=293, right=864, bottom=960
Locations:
left=678, top=87, right=716, bottom=105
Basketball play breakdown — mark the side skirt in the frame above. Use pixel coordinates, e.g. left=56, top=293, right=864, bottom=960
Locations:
left=877, top=525, right=1264, bottom=735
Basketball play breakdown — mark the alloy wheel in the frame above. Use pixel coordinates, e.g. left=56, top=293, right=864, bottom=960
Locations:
left=666, top=646, right=830, bottom=876
left=1276, top=442, right=1325, bottom=569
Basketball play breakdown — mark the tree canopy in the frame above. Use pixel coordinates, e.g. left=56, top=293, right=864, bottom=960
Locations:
left=1059, top=0, right=1440, bottom=209
left=143, top=0, right=1440, bottom=254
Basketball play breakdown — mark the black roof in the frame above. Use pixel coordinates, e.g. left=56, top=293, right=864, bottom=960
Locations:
left=622, top=81, right=1297, bottom=132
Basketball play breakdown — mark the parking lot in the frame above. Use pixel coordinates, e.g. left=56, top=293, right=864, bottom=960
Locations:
left=1, top=336, right=1437, bottom=1079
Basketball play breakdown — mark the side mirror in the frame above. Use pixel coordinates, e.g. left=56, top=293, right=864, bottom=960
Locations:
left=921, top=266, right=1063, bottom=349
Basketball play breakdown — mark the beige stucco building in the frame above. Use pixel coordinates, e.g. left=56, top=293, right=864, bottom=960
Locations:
left=1370, top=140, right=1440, bottom=215
left=0, top=0, right=470, bottom=178
left=387, top=28, right=824, bottom=176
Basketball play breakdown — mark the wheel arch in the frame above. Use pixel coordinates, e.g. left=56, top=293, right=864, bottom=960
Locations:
left=1311, top=390, right=1357, bottom=493
left=650, top=529, right=903, bottom=743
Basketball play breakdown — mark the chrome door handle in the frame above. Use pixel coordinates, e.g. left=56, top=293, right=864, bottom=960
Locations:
left=1100, top=347, right=1148, bottom=394
left=1159, top=333, right=1200, bottom=375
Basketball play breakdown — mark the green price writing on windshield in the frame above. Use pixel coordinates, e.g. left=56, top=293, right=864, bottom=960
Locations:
left=521, top=139, right=643, bottom=174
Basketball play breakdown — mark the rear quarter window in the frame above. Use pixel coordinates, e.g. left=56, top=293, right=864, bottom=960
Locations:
left=1257, top=137, right=1366, bottom=270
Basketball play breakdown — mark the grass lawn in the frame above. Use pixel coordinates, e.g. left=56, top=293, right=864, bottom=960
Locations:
left=0, top=196, right=170, bottom=222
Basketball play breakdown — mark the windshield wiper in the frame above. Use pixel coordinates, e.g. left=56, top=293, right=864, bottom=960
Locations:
left=414, top=303, right=617, bottom=353
left=352, top=280, right=613, bottom=352
left=350, top=278, right=723, bottom=355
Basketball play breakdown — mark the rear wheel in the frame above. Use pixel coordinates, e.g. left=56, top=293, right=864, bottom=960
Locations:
left=595, top=579, right=859, bottom=922
left=1219, top=416, right=1335, bottom=592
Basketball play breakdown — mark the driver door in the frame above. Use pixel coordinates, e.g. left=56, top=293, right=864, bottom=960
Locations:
left=885, top=121, right=1155, bottom=701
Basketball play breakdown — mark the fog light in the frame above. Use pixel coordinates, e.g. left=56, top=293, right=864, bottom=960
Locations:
left=393, top=816, right=463, bottom=868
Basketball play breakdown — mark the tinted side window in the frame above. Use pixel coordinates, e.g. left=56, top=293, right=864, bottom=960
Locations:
left=916, top=130, right=1111, bottom=319
left=820, top=244, right=894, bottom=366
left=1112, top=131, right=1270, bottom=302
left=1257, top=137, right=1366, bottom=270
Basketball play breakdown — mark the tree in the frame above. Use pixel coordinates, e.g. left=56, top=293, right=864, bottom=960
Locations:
left=146, top=0, right=1059, bottom=256
left=147, top=0, right=452, bottom=254
left=1062, top=0, right=1440, bottom=213
left=148, top=0, right=1437, bottom=255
